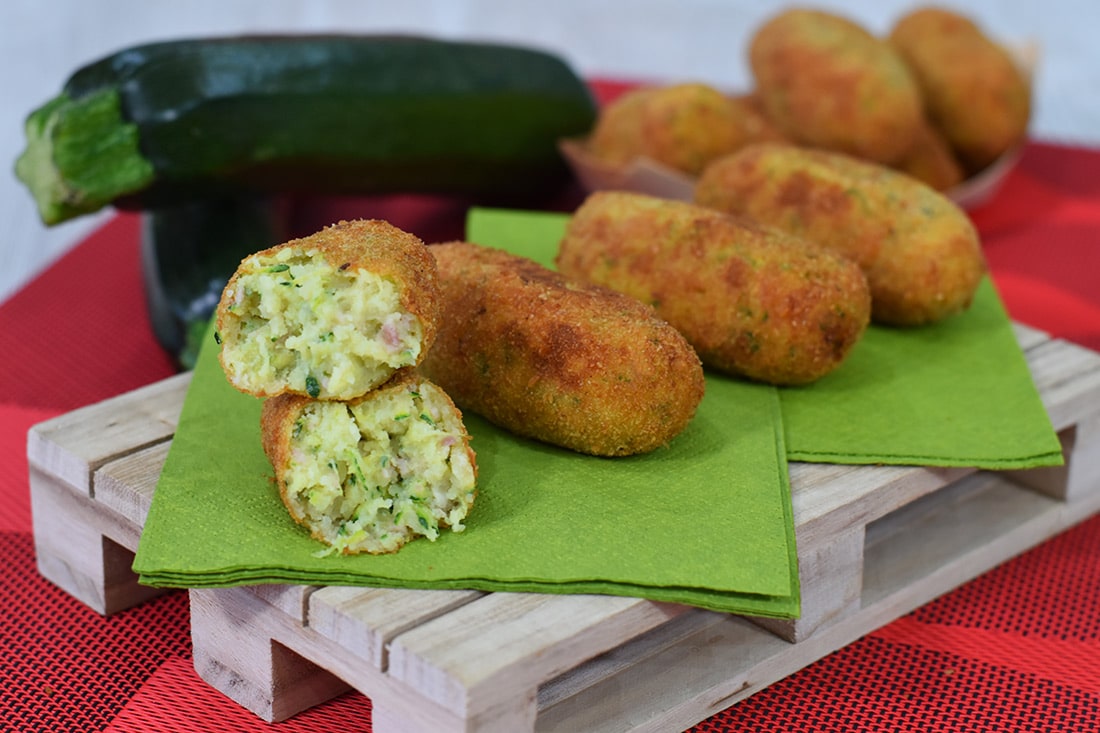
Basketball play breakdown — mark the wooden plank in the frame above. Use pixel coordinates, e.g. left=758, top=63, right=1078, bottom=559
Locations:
left=251, top=585, right=317, bottom=622
left=751, top=523, right=864, bottom=642
left=26, top=371, right=191, bottom=495
left=308, top=586, right=484, bottom=669
left=1012, top=322, right=1050, bottom=351
left=788, top=462, right=974, bottom=542
left=1008, top=415, right=1100, bottom=503
left=30, top=465, right=169, bottom=614
left=1025, top=337, right=1100, bottom=429
left=95, top=441, right=170, bottom=529
left=387, top=592, right=687, bottom=718
left=190, top=587, right=351, bottom=722
left=536, top=608, right=723, bottom=711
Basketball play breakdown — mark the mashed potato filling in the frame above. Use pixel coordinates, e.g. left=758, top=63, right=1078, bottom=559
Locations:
left=282, top=380, right=477, bottom=555
left=220, top=248, right=424, bottom=399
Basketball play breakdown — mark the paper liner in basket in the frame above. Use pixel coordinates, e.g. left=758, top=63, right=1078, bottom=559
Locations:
left=560, top=135, right=1025, bottom=211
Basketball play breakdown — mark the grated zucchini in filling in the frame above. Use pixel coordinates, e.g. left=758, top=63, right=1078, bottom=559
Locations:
left=220, top=247, right=424, bottom=400
left=280, top=377, right=477, bottom=555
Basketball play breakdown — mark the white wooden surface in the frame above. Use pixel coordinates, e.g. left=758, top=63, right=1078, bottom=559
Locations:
left=3, top=0, right=1099, bottom=306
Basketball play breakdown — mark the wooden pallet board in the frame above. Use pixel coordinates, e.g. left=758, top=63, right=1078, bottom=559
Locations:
left=26, top=324, right=1100, bottom=732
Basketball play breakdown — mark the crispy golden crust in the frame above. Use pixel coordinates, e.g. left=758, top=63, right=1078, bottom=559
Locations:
left=260, top=390, right=311, bottom=528
left=749, top=8, right=923, bottom=164
left=892, top=117, right=965, bottom=191
left=261, top=368, right=478, bottom=554
left=587, top=83, right=745, bottom=175
left=556, top=191, right=871, bottom=385
left=420, top=242, right=705, bottom=457
left=695, top=143, right=986, bottom=326
left=727, top=93, right=792, bottom=147
left=215, top=219, right=441, bottom=399
left=890, top=7, right=1030, bottom=172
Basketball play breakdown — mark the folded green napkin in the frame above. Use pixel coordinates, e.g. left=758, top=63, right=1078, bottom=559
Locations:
left=134, top=278, right=800, bottom=617
left=134, top=204, right=1063, bottom=620
left=465, top=207, right=1064, bottom=470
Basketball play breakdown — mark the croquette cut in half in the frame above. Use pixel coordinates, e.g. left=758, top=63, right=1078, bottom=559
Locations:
left=261, top=369, right=477, bottom=555
left=420, top=242, right=706, bottom=457
left=216, top=219, right=441, bottom=401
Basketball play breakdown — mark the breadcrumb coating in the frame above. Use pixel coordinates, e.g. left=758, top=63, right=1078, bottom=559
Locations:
left=695, top=143, right=986, bottom=326
left=420, top=242, right=705, bottom=457
left=557, top=191, right=870, bottom=385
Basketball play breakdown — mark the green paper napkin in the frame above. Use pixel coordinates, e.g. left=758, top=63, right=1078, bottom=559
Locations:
left=780, top=278, right=1063, bottom=467
left=465, top=207, right=1064, bottom=470
left=134, top=258, right=800, bottom=616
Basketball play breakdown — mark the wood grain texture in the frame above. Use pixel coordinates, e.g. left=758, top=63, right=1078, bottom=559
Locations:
left=27, top=371, right=190, bottom=495
left=309, top=586, right=484, bottom=669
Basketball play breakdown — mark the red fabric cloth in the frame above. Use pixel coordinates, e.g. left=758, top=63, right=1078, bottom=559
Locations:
left=2, top=119, right=1099, bottom=729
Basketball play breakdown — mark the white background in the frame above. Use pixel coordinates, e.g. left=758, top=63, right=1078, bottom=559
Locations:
left=3, top=0, right=1098, bottom=304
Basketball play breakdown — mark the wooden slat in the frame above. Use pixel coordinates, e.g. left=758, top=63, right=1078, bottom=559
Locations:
left=250, top=585, right=317, bottom=622
left=190, top=587, right=351, bottom=722
left=1012, top=321, right=1050, bottom=351
left=30, top=465, right=169, bottom=614
left=95, top=442, right=170, bottom=529
left=308, top=586, right=484, bottom=669
left=26, top=371, right=191, bottom=495
left=387, top=592, right=687, bottom=717
left=1024, top=337, right=1100, bottom=429
left=788, top=462, right=973, bottom=541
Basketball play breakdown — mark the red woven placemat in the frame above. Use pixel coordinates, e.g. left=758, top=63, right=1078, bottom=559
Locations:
left=3, top=99, right=1099, bottom=729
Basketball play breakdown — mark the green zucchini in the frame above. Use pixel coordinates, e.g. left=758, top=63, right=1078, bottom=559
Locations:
left=16, top=35, right=597, bottom=225
left=142, top=195, right=288, bottom=369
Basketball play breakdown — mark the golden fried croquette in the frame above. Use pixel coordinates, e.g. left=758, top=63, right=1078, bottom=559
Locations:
left=419, top=241, right=704, bottom=457
left=586, top=82, right=744, bottom=175
left=890, top=7, right=1031, bottom=172
left=728, top=92, right=792, bottom=146
left=261, top=369, right=477, bottom=555
left=893, top=117, right=966, bottom=191
left=695, top=143, right=986, bottom=326
left=749, top=8, right=923, bottom=164
left=216, top=219, right=440, bottom=400
left=556, top=191, right=871, bottom=386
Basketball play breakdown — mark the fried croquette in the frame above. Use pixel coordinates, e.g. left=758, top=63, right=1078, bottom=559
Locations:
left=727, top=93, right=791, bottom=147
left=893, top=117, right=966, bottom=191
left=749, top=8, right=923, bottom=164
left=556, top=191, right=871, bottom=386
left=586, top=83, right=744, bottom=175
left=216, top=219, right=441, bottom=401
left=889, top=7, right=1031, bottom=172
left=261, top=369, right=477, bottom=555
left=695, top=143, right=986, bottom=326
left=419, top=242, right=705, bottom=457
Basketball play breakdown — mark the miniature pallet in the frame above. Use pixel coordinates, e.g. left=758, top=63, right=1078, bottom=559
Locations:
left=27, top=323, right=1100, bottom=732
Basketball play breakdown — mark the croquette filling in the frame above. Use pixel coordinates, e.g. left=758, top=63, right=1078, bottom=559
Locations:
left=284, top=382, right=476, bottom=554
left=221, top=248, right=423, bottom=398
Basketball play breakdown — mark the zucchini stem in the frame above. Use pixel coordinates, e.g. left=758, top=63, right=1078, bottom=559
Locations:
left=15, top=89, right=156, bottom=225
